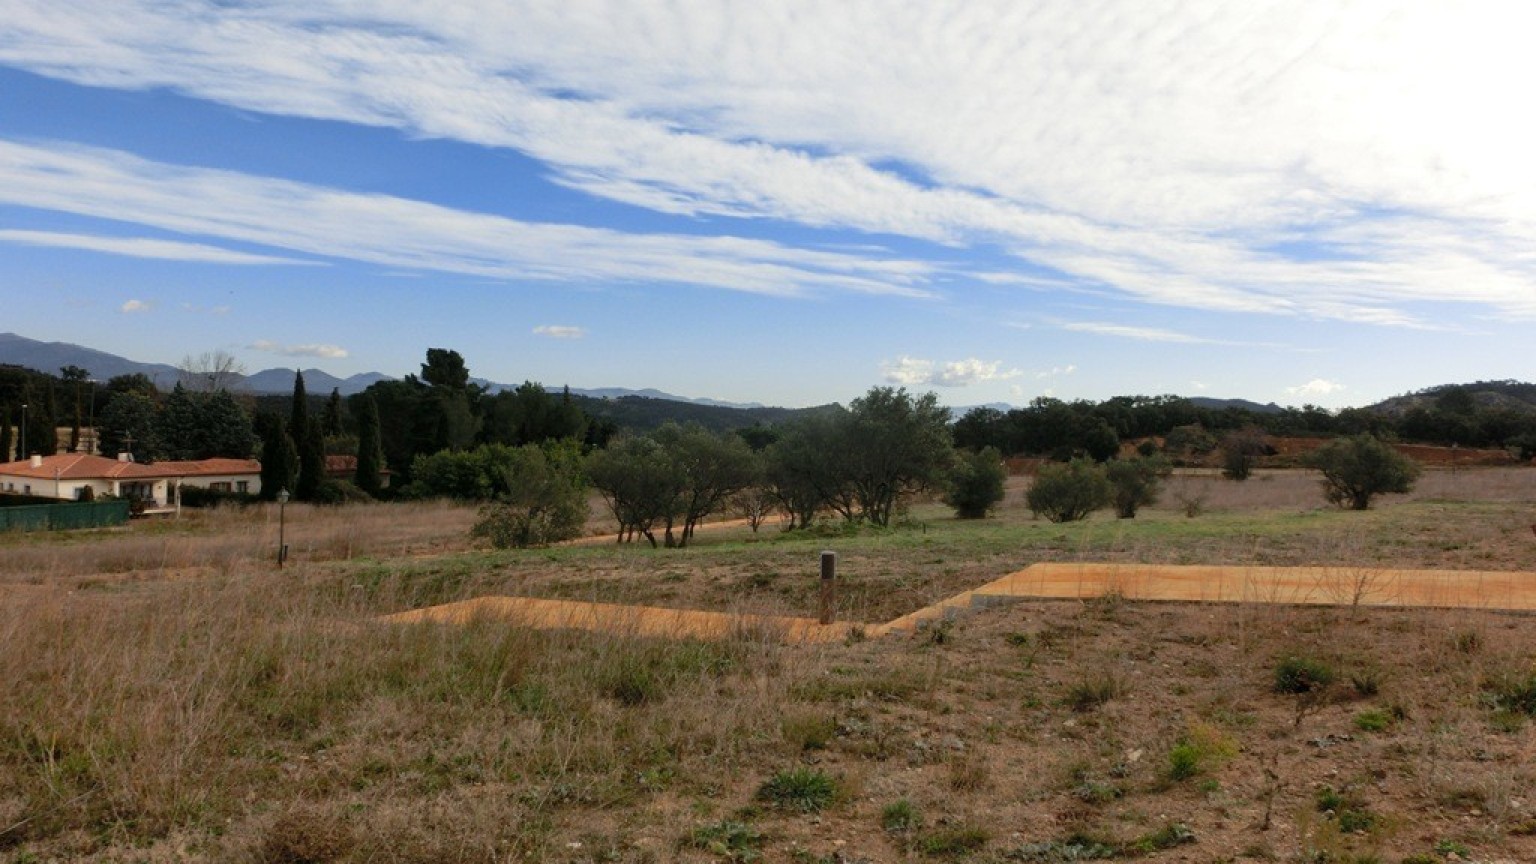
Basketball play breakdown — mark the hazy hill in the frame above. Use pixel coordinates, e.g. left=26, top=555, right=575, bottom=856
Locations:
left=571, top=394, right=834, bottom=434
left=0, top=332, right=184, bottom=386
left=1367, top=380, right=1536, bottom=416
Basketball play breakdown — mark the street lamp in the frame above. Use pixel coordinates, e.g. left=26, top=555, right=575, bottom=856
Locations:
left=19, top=403, right=26, bottom=460
left=277, top=488, right=290, bottom=568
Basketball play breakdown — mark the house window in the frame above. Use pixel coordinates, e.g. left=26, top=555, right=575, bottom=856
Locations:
left=210, top=482, right=232, bottom=492
left=236, top=481, right=249, bottom=494
left=23, top=485, right=31, bottom=495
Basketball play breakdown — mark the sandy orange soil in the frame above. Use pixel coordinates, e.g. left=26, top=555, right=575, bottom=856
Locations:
left=387, top=561, right=1536, bottom=643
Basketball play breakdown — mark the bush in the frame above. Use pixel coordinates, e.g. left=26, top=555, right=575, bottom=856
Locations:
left=1305, top=434, right=1420, bottom=510
left=1274, top=655, right=1336, bottom=694
left=944, top=446, right=1007, bottom=519
left=1026, top=459, right=1110, bottom=523
left=469, top=443, right=588, bottom=548
left=176, top=486, right=256, bottom=509
left=1219, top=427, right=1271, bottom=481
left=1104, top=456, right=1169, bottom=518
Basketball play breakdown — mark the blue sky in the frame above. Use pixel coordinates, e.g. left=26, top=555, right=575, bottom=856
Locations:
left=2, top=2, right=1533, bottom=409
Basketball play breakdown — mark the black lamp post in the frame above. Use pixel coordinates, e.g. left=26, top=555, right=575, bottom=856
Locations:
left=19, top=402, right=26, bottom=460
left=277, top=488, right=290, bottom=568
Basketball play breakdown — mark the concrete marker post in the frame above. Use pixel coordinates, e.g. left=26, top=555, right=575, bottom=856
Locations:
left=819, top=550, right=836, bottom=625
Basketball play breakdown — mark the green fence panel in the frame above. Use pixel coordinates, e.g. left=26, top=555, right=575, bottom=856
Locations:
left=0, top=500, right=130, bottom=532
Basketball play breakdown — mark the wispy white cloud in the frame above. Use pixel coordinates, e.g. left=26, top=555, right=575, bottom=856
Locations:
left=533, top=325, right=586, bottom=340
left=1035, top=365, right=1077, bottom=380
left=249, top=340, right=349, bottom=359
left=1286, top=379, right=1346, bottom=399
left=0, top=229, right=315, bottom=265
left=119, top=298, right=151, bottom=313
left=882, top=356, right=1021, bottom=388
left=1061, top=322, right=1215, bottom=344
left=3, top=2, right=1536, bottom=323
left=0, top=139, right=932, bottom=299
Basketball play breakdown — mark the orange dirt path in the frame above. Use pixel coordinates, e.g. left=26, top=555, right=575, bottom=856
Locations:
left=386, top=563, right=1536, bottom=643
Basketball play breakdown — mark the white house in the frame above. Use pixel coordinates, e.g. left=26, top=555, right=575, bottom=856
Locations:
left=162, top=458, right=264, bottom=498
left=0, top=453, right=262, bottom=509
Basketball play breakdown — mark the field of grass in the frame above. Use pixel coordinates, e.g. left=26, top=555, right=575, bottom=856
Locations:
left=2, top=467, right=1535, bottom=862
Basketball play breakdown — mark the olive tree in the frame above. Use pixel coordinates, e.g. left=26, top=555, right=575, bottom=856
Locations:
left=842, top=387, right=954, bottom=526
left=470, top=442, right=588, bottom=548
left=944, top=447, right=1007, bottom=519
left=1104, top=455, right=1169, bottom=518
left=1026, top=458, right=1111, bottom=523
left=1306, top=434, right=1420, bottom=510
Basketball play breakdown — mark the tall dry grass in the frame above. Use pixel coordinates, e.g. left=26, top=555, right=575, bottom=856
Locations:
left=0, top=560, right=824, bottom=861
left=0, top=500, right=480, bottom=585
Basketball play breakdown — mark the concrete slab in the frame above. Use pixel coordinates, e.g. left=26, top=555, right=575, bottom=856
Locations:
left=386, top=563, right=1536, bottom=642
left=381, top=595, right=861, bottom=644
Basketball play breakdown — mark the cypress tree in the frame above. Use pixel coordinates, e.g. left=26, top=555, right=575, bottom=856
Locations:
left=290, top=370, right=308, bottom=443
left=291, top=371, right=324, bottom=500
left=256, top=413, right=297, bottom=501
left=1, top=403, right=12, bottom=462
left=299, top=418, right=325, bottom=501
left=354, top=393, right=384, bottom=497
left=323, top=388, right=343, bottom=437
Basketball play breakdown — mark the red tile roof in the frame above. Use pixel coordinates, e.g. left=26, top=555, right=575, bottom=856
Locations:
left=154, top=458, right=262, bottom=477
left=0, top=454, right=259, bottom=480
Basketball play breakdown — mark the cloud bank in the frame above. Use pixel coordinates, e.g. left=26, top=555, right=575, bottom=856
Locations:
left=249, top=340, right=350, bottom=359
left=3, top=1, right=1536, bottom=324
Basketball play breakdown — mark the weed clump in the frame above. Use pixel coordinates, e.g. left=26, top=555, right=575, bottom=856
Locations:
left=916, top=823, right=989, bottom=857
left=1166, top=721, right=1238, bottom=782
left=683, top=819, right=763, bottom=862
left=756, top=767, right=838, bottom=813
left=1066, top=672, right=1123, bottom=712
left=880, top=798, right=922, bottom=835
left=1315, top=784, right=1376, bottom=834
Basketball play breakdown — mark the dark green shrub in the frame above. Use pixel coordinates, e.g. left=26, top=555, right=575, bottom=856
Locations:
left=1483, top=672, right=1536, bottom=716
left=177, top=486, right=256, bottom=509
left=1026, top=459, right=1110, bottom=523
left=1219, top=427, right=1271, bottom=481
left=1104, top=456, right=1169, bottom=518
left=1305, top=434, right=1420, bottom=510
left=944, top=446, right=1007, bottom=519
left=1274, top=655, right=1336, bottom=694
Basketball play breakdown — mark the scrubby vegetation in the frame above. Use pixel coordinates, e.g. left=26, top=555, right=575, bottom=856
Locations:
left=1, top=466, right=1535, bottom=861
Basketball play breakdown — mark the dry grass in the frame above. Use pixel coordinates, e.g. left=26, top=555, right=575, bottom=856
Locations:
left=0, top=500, right=480, bottom=586
left=1, top=466, right=1535, bottom=861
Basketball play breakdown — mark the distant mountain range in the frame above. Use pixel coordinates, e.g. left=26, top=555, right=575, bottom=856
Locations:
left=0, top=332, right=769, bottom=408
left=9, top=332, right=1529, bottom=421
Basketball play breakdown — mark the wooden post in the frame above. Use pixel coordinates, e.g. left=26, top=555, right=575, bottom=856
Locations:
left=818, top=550, right=836, bottom=625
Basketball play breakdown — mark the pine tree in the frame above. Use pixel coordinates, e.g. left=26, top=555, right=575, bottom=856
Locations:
left=353, top=393, right=384, bottom=497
